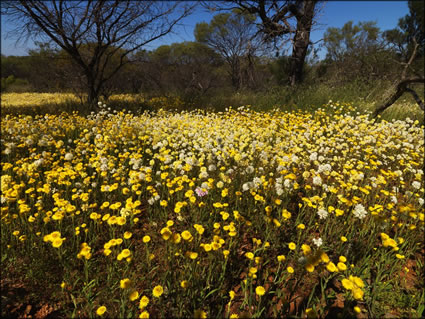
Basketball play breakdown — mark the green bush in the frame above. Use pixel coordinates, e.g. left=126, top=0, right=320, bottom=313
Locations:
left=1, top=75, right=32, bottom=92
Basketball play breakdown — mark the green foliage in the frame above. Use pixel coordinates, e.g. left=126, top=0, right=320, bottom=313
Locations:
left=1, top=75, right=16, bottom=91
left=324, top=21, right=381, bottom=62
left=151, top=42, right=221, bottom=66
left=194, top=11, right=256, bottom=44
left=384, top=0, right=424, bottom=59
left=194, top=11, right=257, bottom=57
left=268, top=56, right=292, bottom=85
left=1, top=75, right=31, bottom=92
left=194, top=11, right=260, bottom=90
left=144, top=41, right=225, bottom=99
left=321, top=20, right=405, bottom=88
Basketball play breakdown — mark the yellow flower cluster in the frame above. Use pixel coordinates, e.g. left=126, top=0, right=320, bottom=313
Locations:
left=341, top=275, right=365, bottom=300
left=77, top=242, right=92, bottom=260
left=380, top=232, right=399, bottom=250
left=43, top=231, right=65, bottom=248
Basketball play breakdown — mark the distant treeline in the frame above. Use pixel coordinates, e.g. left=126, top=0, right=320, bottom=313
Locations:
left=1, top=3, right=423, bottom=108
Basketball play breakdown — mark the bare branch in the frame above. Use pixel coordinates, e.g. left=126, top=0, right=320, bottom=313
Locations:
left=401, top=37, right=418, bottom=79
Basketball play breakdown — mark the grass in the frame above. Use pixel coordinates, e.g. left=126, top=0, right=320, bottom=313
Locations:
left=2, top=79, right=423, bottom=125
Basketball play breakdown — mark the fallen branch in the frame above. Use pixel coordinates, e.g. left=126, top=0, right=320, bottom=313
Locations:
left=405, top=87, right=425, bottom=111
left=373, top=77, right=425, bottom=117
left=373, top=37, right=424, bottom=117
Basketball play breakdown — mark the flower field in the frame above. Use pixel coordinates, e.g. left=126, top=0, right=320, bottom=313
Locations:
left=2, top=93, right=82, bottom=108
left=1, top=102, right=424, bottom=318
left=1, top=93, right=180, bottom=111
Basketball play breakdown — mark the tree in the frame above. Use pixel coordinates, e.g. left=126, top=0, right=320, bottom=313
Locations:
left=1, top=48, right=55, bottom=92
left=195, top=11, right=260, bottom=90
left=322, top=21, right=392, bottom=83
left=205, top=0, right=320, bottom=86
left=141, top=42, right=224, bottom=96
left=163, top=42, right=224, bottom=95
left=384, top=0, right=424, bottom=60
left=324, top=21, right=381, bottom=62
left=26, top=42, right=65, bottom=92
left=373, top=1, right=424, bottom=117
left=373, top=38, right=424, bottom=117
left=2, top=1, right=194, bottom=108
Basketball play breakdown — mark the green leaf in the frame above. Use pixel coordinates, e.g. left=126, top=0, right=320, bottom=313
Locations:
left=417, top=304, right=424, bottom=317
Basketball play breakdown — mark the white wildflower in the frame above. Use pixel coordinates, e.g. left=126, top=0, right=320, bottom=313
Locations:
left=276, top=186, right=284, bottom=196
left=64, top=153, right=73, bottom=161
left=253, top=177, right=261, bottom=187
left=199, top=171, right=209, bottom=179
left=412, top=181, right=421, bottom=190
left=201, top=182, right=209, bottom=190
left=353, top=204, right=368, bottom=219
left=291, top=155, right=299, bottom=163
left=246, top=166, right=255, bottom=174
left=313, top=176, right=322, bottom=186
left=317, top=208, right=328, bottom=220
left=120, top=208, right=130, bottom=218
left=309, top=152, right=318, bottom=162
left=391, top=195, right=398, bottom=204
left=33, top=159, right=44, bottom=167
left=317, top=164, right=332, bottom=174
left=312, top=237, right=323, bottom=247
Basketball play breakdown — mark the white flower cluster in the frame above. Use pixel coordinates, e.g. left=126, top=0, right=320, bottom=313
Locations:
left=317, top=208, right=328, bottom=220
left=312, top=237, right=323, bottom=247
left=312, top=176, right=322, bottom=186
left=317, top=163, right=332, bottom=174
left=353, top=204, right=368, bottom=219
left=64, top=153, right=73, bottom=161
left=412, top=181, right=421, bottom=190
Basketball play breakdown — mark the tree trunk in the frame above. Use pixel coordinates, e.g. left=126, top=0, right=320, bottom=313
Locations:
left=246, top=51, right=256, bottom=89
left=87, top=86, right=98, bottom=109
left=289, top=1, right=316, bottom=86
left=230, top=58, right=241, bottom=91
left=86, top=72, right=100, bottom=110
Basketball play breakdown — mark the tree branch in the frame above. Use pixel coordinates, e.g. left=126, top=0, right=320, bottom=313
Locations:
left=374, top=36, right=424, bottom=117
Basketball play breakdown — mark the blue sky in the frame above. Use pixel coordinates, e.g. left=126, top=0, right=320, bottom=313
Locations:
left=1, top=1, right=409, bottom=58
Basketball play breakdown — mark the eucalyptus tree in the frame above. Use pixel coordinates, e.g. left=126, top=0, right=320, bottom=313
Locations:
left=195, top=11, right=260, bottom=90
left=203, top=0, right=320, bottom=86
